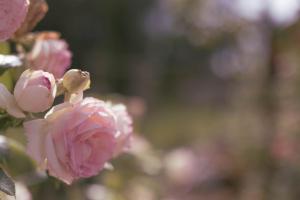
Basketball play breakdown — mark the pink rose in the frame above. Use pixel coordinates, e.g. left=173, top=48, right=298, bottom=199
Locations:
left=27, top=36, right=72, bottom=78
left=14, top=69, right=56, bottom=113
left=24, top=97, right=132, bottom=184
left=0, top=0, right=29, bottom=41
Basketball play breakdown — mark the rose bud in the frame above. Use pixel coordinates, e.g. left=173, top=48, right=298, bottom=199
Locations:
left=14, top=69, right=56, bottom=113
left=26, top=35, right=72, bottom=78
left=62, top=69, right=90, bottom=94
left=24, top=97, right=133, bottom=184
left=0, top=0, right=29, bottom=41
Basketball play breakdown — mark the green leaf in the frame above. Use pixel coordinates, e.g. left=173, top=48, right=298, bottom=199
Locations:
left=0, top=168, right=15, bottom=196
left=0, top=135, right=35, bottom=177
left=0, top=71, right=13, bottom=91
left=0, top=43, right=10, bottom=55
left=0, top=113, right=23, bottom=131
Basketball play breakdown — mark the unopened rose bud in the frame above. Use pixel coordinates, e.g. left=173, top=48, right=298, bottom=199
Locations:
left=14, top=69, right=56, bottom=113
left=62, top=69, right=90, bottom=94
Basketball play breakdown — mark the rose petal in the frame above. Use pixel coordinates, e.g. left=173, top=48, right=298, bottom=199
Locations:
left=16, top=85, right=53, bottom=112
left=0, top=83, right=25, bottom=118
left=24, top=119, right=47, bottom=167
left=45, top=133, right=74, bottom=184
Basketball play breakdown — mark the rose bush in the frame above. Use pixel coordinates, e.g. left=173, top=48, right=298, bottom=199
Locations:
left=0, top=0, right=134, bottom=197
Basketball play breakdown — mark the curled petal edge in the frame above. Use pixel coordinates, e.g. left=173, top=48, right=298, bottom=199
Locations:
left=0, top=84, right=25, bottom=118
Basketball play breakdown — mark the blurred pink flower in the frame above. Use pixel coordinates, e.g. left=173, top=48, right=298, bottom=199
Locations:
left=0, top=0, right=29, bottom=41
left=164, top=148, right=199, bottom=186
left=27, top=36, right=72, bottom=78
left=14, top=69, right=56, bottom=113
left=24, top=97, right=132, bottom=184
left=271, top=134, right=300, bottom=163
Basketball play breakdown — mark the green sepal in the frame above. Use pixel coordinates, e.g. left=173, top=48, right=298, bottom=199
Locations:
left=0, top=112, right=23, bottom=131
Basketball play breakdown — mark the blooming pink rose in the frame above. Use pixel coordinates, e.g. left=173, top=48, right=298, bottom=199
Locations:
left=0, top=0, right=29, bottom=41
left=27, top=37, right=72, bottom=78
left=14, top=69, right=56, bottom=113
left=24, top=97, right=133, bottom=184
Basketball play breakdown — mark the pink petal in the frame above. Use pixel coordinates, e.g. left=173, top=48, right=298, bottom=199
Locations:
left=45, top=133, right=74, bottom=184
left=16, top=85, right=53, bottom=112
left=23, top=119, right=47, bottom=167
left=0, top=83, right=25, bottom=118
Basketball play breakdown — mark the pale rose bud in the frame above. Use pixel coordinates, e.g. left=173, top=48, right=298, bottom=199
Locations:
left=14, top=69, right=56, bottom=113
left=24, top=97, right=133, bottom=184
left=26, top=37, right=72, bottom=78
left=62, top=69, right=90, bottom=94
left=0, top=0, right=29, bottom=41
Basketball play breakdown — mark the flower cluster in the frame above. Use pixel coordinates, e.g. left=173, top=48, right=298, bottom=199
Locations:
left=0, top=0, right=133, bottom=185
